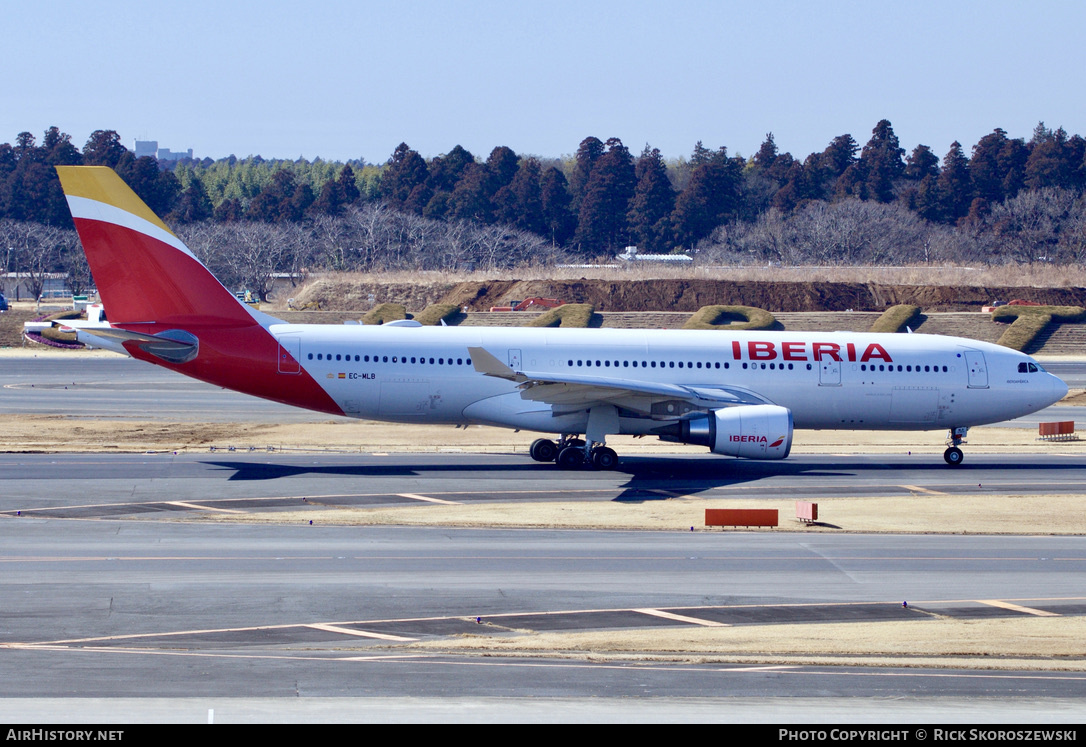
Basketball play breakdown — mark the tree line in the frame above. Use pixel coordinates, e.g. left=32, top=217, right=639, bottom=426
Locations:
left=2, top=121, right=1086, bottom=300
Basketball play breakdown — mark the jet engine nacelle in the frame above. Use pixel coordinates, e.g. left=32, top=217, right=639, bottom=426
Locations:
left=657, top=404, right=794, bottom=460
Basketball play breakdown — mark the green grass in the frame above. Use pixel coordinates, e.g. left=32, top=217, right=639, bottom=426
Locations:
left=413, top=304, right=463, bottom=326
left=360, top=303, right=407, bottom=325
left=682, top=305, right=776, bottom=330
left=991, top=305, right=1086, bottom=351
left=869, top=304, right=921, bottom=333
left=525, top=303, right=595, bottom=328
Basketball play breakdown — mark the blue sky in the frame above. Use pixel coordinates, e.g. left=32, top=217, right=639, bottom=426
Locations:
left=5, top=0, right=1084, bottom=165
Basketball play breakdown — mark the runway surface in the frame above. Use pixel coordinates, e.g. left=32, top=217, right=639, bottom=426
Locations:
left=2, top=355, right=1085, bottom=720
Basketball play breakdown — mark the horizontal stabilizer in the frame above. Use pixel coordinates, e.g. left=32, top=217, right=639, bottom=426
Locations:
left=57, top=322, right=198, bottom=364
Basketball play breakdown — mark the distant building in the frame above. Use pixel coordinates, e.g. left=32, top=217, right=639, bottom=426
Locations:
left=133, top=140, right=194, bottom=162
left=616, top=246, right=693, bottom=264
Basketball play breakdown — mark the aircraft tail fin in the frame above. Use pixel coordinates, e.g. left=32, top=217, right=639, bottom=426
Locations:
left=56, top=166, right=275, bottom=328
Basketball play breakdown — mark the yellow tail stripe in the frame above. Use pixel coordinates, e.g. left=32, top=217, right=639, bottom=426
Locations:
left=55, top=166, right=175, bottom=237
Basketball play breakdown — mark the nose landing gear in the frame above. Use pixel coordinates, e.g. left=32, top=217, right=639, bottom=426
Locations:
left=943, top=427, right=968, bottom=466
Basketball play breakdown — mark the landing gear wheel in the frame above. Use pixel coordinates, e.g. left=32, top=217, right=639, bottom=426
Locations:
left=943, top=446, right=964, bottom=466
left=563, top=438, right=585, bottom=449
left=556, top=445, right=585, bottom=469
left=591, top=446, right=619, bottom=470
left=529, top=438, right=558, bottom=462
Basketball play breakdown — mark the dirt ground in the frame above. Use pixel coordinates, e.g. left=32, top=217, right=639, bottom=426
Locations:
left=398, top=616, right=1086, bottom=671
left=291, top=276, right=1086, bottom=313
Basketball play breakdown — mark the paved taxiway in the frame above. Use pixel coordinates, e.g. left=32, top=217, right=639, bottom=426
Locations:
left=3, top=452, right=1086, bottom=510
left=3, top=355, right=1084, bottom=426
left=3, top=452, right=1086, bottom=717
left=3, top=516, right=1086, bottom=706
left=2, top=354, right=1085, bottom=719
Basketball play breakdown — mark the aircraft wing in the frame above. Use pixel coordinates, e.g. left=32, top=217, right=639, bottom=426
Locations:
left=468, top=346, right=769, bottom=415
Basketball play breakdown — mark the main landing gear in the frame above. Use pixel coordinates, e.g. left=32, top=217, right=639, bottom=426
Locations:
left=943, top=426, right=968, bottom=466
left=530, top=436, right=619, bottom=470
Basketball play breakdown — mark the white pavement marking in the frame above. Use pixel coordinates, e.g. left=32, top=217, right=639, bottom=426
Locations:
left=307, top=623, right=418, bottom=641
left=397, top=493, right=461, bottom=505
left=724, top=665, right=799, bottom=672
left=633, top=608, right=729, bottom=627
left=900, top=484, right=948, bottom=495
left=167, top=501, right=246, bottom=514
left=976, top=600, right=1061, bottom=617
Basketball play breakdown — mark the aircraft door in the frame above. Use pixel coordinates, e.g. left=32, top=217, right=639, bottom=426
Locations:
left=964, top=350, right=988, bottom=388
left=277, top=336, right=301, bottom=374
left=508, top=349, right=522, bottom=371
left=819, top=358, right=841, bottom=386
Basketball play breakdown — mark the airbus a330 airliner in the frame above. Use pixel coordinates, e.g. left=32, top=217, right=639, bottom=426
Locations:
left=55, top=166, right=1068, bottom=469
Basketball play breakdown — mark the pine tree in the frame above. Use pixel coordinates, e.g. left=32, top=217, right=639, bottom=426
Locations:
left=936, top=141, right=973, bottom=223
left=672, top=147, right=741, bottom=248
left=569, top=136, right=604, bottom=213
left=904, top=145, right=939, bottom=181
left=540, top=166, right=574, bottom=245
left=573, top=138, right=636, bottom=256
left=752, top=133, right=778, bottom=170
left=809, top=134, right=858, bottom=199
left=246, top=169, right=297, bottom=222
left=859, top=120, right=905, bottom=202
left=42, top=127, right=81, bottom=166
left=485, top=146, right=519, bottom=194
left=337, top=164, right=360, bottom=204
left=448, top=163, right=492, bottom=222
left=1025, top=125, right=1075, bottom=190
left=82, top=130, right=128, bottom=168
left=493, top=157, right=544, bottom=234
left=626, top=146, right=676, bottom=251
left=116, top=155, right=181, bottom=217
left=381, top=143, right=429, bottom=211
left=970, top=129, right=1012, bottom=202
left=169, top=176, right=214, bottom=223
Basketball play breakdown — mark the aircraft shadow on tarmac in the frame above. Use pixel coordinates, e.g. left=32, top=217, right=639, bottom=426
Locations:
left=201, top=455, right=1081, bottom=504
left=610, top=455, right=1086, bottom=502
left=200, top=457, right=850, bottom=487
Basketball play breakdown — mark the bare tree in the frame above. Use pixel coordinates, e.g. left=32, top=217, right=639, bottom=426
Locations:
left=985, top=188, right=1079, bottom=264
left=0, top=220, right=73, bottom=300
left=700, top=199, right=944, bottom=266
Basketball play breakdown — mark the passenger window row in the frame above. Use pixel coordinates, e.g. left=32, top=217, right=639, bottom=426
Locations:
left=860, top=364, right=949, bottom=373
left=743, top=362, right=807, bottom=370
left=304, top=352, right=955, bottom=375
left=569, top=359, right=730, bottom=370
left=308, top=353, right=471, bottom=366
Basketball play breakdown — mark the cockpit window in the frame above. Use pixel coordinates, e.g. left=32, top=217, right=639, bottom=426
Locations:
left=1018, top=361, right=1041, bottom=373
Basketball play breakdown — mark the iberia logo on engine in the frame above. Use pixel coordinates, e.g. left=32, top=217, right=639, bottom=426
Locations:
left=731, top=435, right=787, bottom=448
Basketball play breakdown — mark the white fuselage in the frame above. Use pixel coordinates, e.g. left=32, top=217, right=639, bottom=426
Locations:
left=269, top=324, right=1067, bottom=435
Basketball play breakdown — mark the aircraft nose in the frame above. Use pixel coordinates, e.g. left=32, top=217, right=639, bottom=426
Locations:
left=1051, top=374, right=1069, bottom=405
